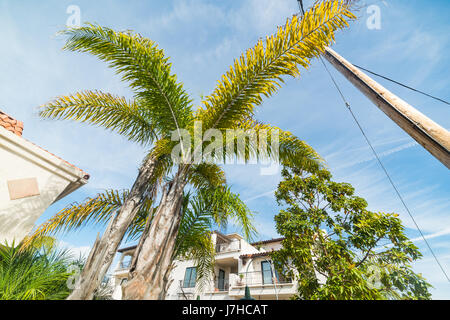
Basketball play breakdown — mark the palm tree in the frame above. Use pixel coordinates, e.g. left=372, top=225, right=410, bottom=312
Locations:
left=123, top=0, right=356, bottom=299
left=27, top=183, right=255, bottom=298
left=0, top=240, right=81, bottom=300
left=146, top=186, right=255, bottom=297
left=38, top=0, right=355, bottom=299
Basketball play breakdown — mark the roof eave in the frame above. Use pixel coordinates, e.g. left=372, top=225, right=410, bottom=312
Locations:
left=0, top=126, right=89, bottom=202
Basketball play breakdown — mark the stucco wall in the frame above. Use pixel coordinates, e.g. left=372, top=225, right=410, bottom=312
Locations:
left=112, top=237, right=298, bottom=300
left=166, top=258, right=198, bottom=300
left=0, top=127, right=86, bottom=245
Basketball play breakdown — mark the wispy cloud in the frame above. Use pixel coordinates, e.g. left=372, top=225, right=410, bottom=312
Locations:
left=2, top=0, right=448, bottom=298
left=410, top=228, right=450, bottom=244
left=58, top=241, right=91, bottom=259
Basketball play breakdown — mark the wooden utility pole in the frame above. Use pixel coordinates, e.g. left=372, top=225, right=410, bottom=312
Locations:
left=323, top=47, right=450, bottom=169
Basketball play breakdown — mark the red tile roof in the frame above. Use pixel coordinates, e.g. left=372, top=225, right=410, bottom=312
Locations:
left=117, top=245, right=137, bottom=253
left=117, top=238, right=285, bottom=254
left=251, top=238, right=284, bottom=246
left=0, top=110, right=23, bottom=136
left=239, top=252, right=271, bottom=259
left=0, top=109, right=89, bottom=180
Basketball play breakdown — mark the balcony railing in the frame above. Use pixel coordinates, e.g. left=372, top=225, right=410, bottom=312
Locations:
left=118, top=260, right=131, bottom=270
left=177, top=280, right=196, bottom=300
left=215, top=241, right=240, bottom=253
left=209, top=277, right=230, bottom=292
left=176, top=281, right=195, bottom=300
left=230, top=272, right=292, bottom=287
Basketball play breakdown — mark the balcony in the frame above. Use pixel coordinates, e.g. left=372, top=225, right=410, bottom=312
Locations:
left=206, top=277, right=230, bottom=293
left=174, top=271, right=295, bottom=299
left=177, top=280, right=196, bottom=299
left=120, top=260, right=131, bottom=270
left=231, top=271, right=292, bottom=286
left=228, top=272, right=295, bottom=298
left=215, top=241, right=240, bottom=254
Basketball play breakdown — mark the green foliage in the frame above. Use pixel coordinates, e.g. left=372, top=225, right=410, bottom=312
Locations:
left=0, top=244, right=79, bottom=300
left=34, top=0, right=359, bottom=297
left=39, top=1, right=350, bottom=171
left=236, top=120, right=324, bottom=173
left=60, top=23, right=194, bottom=136
left=271, top=164, right=432, bottom=300
left=174, top=186, right=255, bottom=290
left=24, top=189, right=155, bottom=247
left=196, top=0, right=355, bottom=132
left=40, top=91, right=157, bottom=146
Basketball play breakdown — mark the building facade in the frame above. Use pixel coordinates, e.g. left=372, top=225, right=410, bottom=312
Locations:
left=0, top=110, right=89, bottom=245
left=112, top=231, right=298, bottom=300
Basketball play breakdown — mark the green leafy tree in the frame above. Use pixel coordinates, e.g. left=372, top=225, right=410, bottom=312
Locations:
left=38, top=0, right=355, bottom=299
left=271, top=164, right=432, bottom=300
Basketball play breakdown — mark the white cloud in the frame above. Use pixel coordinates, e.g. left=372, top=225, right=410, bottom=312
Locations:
left=59, top=240, right=92, bottom=260
left=410, top=228, right=450, bottom=244
left=2, top=0, right=448, bottom=299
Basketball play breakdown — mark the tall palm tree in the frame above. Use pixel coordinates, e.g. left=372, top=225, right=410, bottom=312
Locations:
left=123, top=0, right=356, bottom=299
left=38, top=0, right=355, bottom=299
left=26, top=183, right=255, bottom=298
left=152, top=186, right=255, bottom=297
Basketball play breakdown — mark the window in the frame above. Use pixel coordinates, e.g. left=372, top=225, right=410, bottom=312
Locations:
left=261, top=261, right=292, bottom=284
left=261, top=261, right=274, bottom=285
left=120, top=255, right=132, bottom=269
left=218, top=269, right=225, bottom=291
left=183, top=267, right=197, bottom=288
left=261, top=261, right=285, bottom=284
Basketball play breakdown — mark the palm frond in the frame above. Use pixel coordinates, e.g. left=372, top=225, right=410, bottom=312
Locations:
left=123, top=199, right=156, bottom=242
left=0, top=245, right=75, bottom=300
left=61, top=24, right=194, bottom=136
left=174, top=186, right=256, bottom=289
left=24, top=190, right=154, bottom=247
left=20, top=235, right=57, bottom=252
left=206, top=120, right=323, bottom=173
left=186, top=163, right=226, bottom=189
left=196, top=0, right=355, bottom=131
left=175, top=195, right=215, bottom=290
left=183, top=233, right=216, bottom=292
left=247, top=121, right=324, bottom=173
left=40, top=90, right=157, bottom=145
left=196, top=187, right=257, bottom=242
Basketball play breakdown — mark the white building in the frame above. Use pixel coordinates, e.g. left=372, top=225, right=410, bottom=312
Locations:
left=0, top=110, right=89, bottom=245
left=112, top=231, right=298, bottom=300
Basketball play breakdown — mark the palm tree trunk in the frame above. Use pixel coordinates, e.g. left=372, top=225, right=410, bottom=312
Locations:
left=122, top=170, right=187, bottom=300
left=67, top=155, right=159, bottom=300
left=162, top=264, right=175, bottom=298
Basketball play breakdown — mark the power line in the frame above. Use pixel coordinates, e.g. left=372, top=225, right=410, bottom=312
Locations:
left=297, top=1, right=449, bottom=106
left=352, top=64, right=450, bottom=106
left=297, top=0, right=450, bottom=283
left=320, top=57, right=450, bottom=283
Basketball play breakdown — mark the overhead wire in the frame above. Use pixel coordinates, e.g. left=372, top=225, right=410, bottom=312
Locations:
left=296, top=0, right=450, bottom=282
left=352, top=64, right=450, bottom=106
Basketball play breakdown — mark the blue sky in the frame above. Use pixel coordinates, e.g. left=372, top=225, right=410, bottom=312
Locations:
left=0, top=0, right=449, bottom=298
